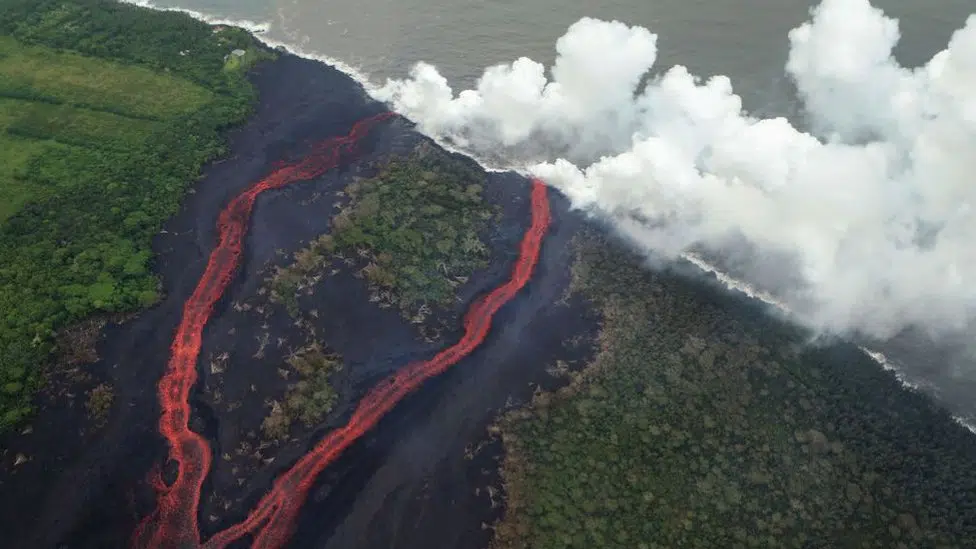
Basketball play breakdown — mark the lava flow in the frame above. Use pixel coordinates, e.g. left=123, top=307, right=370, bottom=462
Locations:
left=134, top=111, right=552, bottom=549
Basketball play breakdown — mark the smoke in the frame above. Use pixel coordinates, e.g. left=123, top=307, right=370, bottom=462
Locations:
left=375, top=0, right=976, bottom=340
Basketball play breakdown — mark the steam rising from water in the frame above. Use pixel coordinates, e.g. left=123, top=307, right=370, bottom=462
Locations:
left=376, top=0, right=976, bottom=341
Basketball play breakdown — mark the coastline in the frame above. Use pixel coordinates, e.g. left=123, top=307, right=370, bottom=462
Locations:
left=683, top=252, right=976, bottom=433
left=118, top=0, right=381, bottom=97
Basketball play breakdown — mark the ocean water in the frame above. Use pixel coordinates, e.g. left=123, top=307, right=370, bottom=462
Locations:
left=138, top=0, right=970, bottom=115
left=127, top=0, right=976, bottom=425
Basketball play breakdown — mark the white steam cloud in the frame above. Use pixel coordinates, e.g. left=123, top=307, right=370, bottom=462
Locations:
left=376, top=0, right=976, bottom=340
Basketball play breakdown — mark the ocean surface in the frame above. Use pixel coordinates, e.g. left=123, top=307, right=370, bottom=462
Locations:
left=141, top=0, right=970, bottom=114
left=130, top=0, right=976, bottom=425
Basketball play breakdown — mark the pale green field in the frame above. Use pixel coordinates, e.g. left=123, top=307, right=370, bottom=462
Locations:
left=0, top=35, right=211, bottom=222
left=0, top=35, right=212, bottom=119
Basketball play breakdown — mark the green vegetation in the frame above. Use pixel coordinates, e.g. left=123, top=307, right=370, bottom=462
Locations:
left=492, top=234, right=976, bottom=549
left=262, top=343, right=342, bottom=440
left=0, top=0, right=275, bottom=430
left=270, top=145, right=497, bottom=324
left=84, top=382, right=113, bottom=427
left=269, top=234, right=336, bottom=317
left=222, top=46, right=266, bottom=74
left=0, top=129, right=64, bottom=222
left=0, top=35, right=213, bottom=119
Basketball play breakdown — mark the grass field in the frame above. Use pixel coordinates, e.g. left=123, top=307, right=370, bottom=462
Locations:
left=0, top=35, right=210, bottom=223
left=0, top=35, right=211, bottom=119
left=0, top=134, right=60, bottom=222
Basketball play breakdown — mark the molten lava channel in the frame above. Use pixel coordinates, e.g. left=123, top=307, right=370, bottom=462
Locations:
left=134, top=111, right=552, bottom=549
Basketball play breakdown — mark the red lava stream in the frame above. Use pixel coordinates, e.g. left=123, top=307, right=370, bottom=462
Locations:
left=134, top=111, right=552, bottom=548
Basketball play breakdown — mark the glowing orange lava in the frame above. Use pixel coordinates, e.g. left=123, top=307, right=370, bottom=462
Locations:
left=134, top=111, right=551, bottom=549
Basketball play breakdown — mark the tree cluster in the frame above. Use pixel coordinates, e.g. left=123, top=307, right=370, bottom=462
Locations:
left=269, top=145, right=499, bottom=327
left=262, top=343, right=343, bottom=440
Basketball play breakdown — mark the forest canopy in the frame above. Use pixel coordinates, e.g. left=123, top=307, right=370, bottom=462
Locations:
left=0, top=0, right=273, bottom=430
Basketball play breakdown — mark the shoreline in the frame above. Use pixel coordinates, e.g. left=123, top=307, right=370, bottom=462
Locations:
left=682, top=252, right=976, bottom=433
left=118, top=0, right=381, bottom=96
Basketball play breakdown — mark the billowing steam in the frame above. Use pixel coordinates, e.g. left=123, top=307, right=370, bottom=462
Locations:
left=376, top=0, right=976, bottom=340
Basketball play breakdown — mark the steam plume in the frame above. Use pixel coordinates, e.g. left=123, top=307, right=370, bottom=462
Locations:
left=376, top=0, right=976, bottom=340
